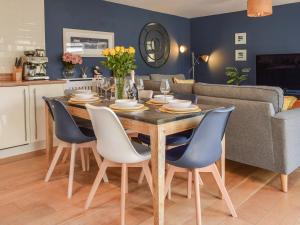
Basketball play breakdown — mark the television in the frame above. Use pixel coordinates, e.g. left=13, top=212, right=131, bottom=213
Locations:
left=256, top=54, right=300, bottom=95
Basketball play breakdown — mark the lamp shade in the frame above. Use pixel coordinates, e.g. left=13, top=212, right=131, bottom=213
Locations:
left=247, top=0, right=273, bottom=17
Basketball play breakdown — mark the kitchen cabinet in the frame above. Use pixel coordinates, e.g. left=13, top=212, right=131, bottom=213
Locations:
left=0, top=86, right=30, bottom=149
left=29, top=84, right=64, bottom=143
left=0, top=82, right=64, bottom=150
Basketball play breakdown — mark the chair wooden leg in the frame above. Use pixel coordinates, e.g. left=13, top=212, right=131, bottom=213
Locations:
left=138, top=170, right=145, bottom=184
left=125, top=165, right=129, bottom=194
left=86, top=150, right=90, bottom=171
left=45, top=145, right=64, bottom=182
left=142, top=161, right=153, bottom=194
left=164, top=165, right=176, bottom=199
left=80, top=148, right=86, bottom=172
left=211, top=164, right=237, bottom=217
left=280, top=174, right=288, bottom=193
left=68, top=144, right=77, bottom=199
left=91, top=145, right=109, bottom=183
left=61, top=149, right=69, bottom=164
left=121, top=163, right=127, bottom=225
left=187, top=171, right=193, bottom=199
left=85, top=160, right=108, bottom=209
left=194, top=169, right=202, bottom=225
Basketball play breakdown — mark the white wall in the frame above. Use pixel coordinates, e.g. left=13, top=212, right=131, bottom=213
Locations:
left=0, top=0, right=45, bottom=73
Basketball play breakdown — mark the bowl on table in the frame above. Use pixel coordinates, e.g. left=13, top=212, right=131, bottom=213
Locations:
left=115, top=99, right=138, bottom=108
left=153, top=95, right=174, bottom=103
left=74, top=92, right=94, bottom=100
left=168, top=99, right=192, bottom=109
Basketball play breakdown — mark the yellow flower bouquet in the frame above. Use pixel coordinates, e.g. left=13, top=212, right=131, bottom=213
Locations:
left=102, top=46, right=137, bottom=99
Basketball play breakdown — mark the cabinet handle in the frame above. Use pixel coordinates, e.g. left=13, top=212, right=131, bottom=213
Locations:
left=33, top=88, right=37, bottom=139
left=23, top=89, right=27, bottom=142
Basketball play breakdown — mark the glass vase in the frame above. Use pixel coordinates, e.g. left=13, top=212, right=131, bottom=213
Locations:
left=63, top=67, right=75, bottom=79
left=114, top=76, right=125, bottom=99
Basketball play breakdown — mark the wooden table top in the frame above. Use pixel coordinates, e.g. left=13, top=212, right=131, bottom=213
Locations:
left=58, top=97, right=220, bottom=125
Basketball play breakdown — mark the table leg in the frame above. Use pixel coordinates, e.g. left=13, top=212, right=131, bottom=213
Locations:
left=217, top=136, right=226, bottom=199
left=45, top=103, right=54, bottom=165
left=150, top=126, right=166, bottom=225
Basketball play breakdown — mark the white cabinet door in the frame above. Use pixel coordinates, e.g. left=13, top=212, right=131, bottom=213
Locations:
left=29, top=84, right=64, bottom=142
left=0, top=86, right=30, bottom=149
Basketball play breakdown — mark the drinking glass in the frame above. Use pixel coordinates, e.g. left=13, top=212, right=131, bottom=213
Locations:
left=102, top=77, right=111, bottom=102
left=136, top=78, right=144, bottom=101
left=160, top=79, right=171, bottom=102
left=125, top=78, right=134, bottom=99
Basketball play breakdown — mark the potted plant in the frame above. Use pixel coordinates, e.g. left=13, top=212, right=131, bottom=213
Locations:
left=225, top=67, right=251, bottom=85
left=101, top=46, right=136, bottom=99
left=62, top=53, right=83, bottom=79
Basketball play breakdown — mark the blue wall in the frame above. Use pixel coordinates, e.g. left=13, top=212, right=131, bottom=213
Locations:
left=45, top=0, right=191, bottom=79
left=191, top=3, right=300, bottom=85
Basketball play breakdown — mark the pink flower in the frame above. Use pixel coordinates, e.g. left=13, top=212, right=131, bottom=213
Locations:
left=62, top=53, right=82, bottom=65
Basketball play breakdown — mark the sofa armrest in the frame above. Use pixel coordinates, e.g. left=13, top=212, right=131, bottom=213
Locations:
left=271, top=108, right=300, bottom=174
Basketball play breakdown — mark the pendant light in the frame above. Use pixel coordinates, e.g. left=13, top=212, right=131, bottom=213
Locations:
left=247, top=0, right=273, bottom=17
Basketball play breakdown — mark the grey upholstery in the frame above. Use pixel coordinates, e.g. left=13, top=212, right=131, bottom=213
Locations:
left=194, top=82, right=284, bottom=113
left=144, top=79, right=300, bottom=176
left=144, top=80, right=193, bottom=95
left=150, top=74, right=185, bottom=82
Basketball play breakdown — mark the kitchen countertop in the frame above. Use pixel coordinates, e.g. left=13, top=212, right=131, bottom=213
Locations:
left=0, top=80, right=66, bottom=87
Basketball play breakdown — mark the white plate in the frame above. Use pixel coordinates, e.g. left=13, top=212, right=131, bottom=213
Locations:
left=163, top=104, right=199, bottom=112
left=168, top=99, right=192, bottom=108
left=115, top=99, right=138, bottom=108
left=110, top=103, right=144, bottom=110
left=70, top=96, right=99, bottom=102
left=153, top=95, right=174, bottom=103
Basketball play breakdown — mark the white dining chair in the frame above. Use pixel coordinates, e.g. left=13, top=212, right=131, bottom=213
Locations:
left=84, top=104, right=153, bottom=225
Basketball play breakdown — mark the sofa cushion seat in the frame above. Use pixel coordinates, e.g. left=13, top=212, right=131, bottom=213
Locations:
left=193, top=82, right=284, bottom=113
left=150, top=74, right=185, bottom=82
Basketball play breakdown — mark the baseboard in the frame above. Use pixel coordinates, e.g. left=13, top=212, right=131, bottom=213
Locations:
left=0, top=141, right=46, bottom=159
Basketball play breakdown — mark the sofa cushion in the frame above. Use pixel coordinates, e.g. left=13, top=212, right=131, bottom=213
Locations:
left=144, top=80, right=193, bottom=94
left=173, top=77, right=195, bottom=84
left=150, top=74, right=185, bottom=82
left=136, top=75, right=150, bottom=81
left=193, top=82, right=284, bottom=113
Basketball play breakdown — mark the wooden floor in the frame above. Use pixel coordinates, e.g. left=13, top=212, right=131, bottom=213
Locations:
left=0, top=150, right=300, bottom=225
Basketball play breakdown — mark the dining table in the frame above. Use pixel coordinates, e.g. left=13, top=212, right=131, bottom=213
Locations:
left=45, top=96, right=226, bottom=225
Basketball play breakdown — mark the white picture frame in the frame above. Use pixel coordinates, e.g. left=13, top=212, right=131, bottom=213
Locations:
left=63, top=28, right=114, bottom=57
left=235, top=49, right=247, bottom=61
left=235, top=33, right=247, bottom=45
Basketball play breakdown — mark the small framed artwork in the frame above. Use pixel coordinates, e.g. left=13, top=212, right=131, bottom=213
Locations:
left=235, top=49, right=247, bottom=61
left=63, top=28, right=114, bottom=57
left=235, top=33, right=247, bottom=45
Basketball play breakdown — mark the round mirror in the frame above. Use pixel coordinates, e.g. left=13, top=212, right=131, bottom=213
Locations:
left=139, top=22, right=170, bottom=68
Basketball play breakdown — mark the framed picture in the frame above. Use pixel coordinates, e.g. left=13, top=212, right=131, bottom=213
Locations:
left=63, top=28, right=114, bottom=57
left=235, top=49, right=247, bottom=61
left=235, top=33, right=247, bottom=45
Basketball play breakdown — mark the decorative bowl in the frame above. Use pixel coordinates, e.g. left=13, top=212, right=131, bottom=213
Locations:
left=74, top=92, right=94, bottom=100
left=154, top=95, right=174, bottom=103
left=168, top=99, right=192, bottom=108
left=115, top=99, right=138, bottom=108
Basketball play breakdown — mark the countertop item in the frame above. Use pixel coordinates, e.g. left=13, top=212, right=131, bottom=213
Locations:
left=0, top=80, right=66, bottom=87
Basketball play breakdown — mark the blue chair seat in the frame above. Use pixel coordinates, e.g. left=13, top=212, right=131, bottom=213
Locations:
left=138, top=129, right=193, bottom=146
left=166, top=144, right=187, bottom=162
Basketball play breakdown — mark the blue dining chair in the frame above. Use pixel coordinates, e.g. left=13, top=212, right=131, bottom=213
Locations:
left=43, top=99, right=108, bottom=198
left=137, top=94, right=199, bottom=192
left=164, top=107, right=237, bottom=225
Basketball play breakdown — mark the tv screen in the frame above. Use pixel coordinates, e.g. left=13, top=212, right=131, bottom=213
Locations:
left=256, top=54, right=300, bottom=91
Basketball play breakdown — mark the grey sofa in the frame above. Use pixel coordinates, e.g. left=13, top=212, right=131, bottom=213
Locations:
left=144, top=80, right=300, bottom=192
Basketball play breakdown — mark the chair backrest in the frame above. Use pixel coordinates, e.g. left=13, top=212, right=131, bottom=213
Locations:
left=174, top=106, right=235, bottom=168
left=49, top=99, right=88, bottom=143
left=43, top=97, right=54, bottom=119
left=173, top=93, right=199, bottom=104
left=86, top=104, right=147, bottom=164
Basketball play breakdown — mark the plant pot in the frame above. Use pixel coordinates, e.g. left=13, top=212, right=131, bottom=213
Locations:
left=114, top=76, right=125, bottom=99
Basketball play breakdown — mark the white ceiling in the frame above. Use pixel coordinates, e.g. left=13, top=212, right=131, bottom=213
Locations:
left=105, top=0, right=300, bottom=18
